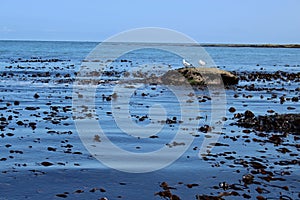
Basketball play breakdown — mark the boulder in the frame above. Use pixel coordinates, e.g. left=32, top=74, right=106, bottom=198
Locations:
left=161, top=67, right=239, bottom=86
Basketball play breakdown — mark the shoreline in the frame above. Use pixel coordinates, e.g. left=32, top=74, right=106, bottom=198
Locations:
left=201, top=43, right=300, bottom=48
left=1, top=40, right=300, bottom=48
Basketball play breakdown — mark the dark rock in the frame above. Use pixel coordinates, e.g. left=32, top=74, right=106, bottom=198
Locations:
left=34, top=93, right=40, bottom=99
left=47, top=147, right=57, bottom=152
left=41, top=161, right=54, bottom=166
left=242, top=174, right=254, bottom=184
left=56, top=194, right=68, bottom=198
left=229, top=107, right=236, bottom=113
left=244, top=110, right=255, bottom=119
left=16, top=121, right=24, bottom=126
left=25, top=106, right=40, bottom=110
left=232, top=113, right=300, bottom=134
left=196, top=195, right=224, bottom=200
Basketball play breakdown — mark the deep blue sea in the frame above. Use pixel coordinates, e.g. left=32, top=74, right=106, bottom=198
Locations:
left=0, top=41, right=299, bottom=200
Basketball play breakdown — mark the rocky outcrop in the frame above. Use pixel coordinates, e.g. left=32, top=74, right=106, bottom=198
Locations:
left=160, top=67, right=239, bottom=86
left=232, top=111, right=300, bottom=134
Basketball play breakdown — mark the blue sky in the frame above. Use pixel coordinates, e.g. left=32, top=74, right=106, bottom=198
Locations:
left=0, top=0, right=299, bottom=43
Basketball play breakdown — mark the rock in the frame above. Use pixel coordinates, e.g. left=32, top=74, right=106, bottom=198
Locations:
left=196, top=195, right=224, bottom=200
left=56, top=194, right=68, bottom=198
left=242, top=174, right=254, bottom=184
left=229, top=107, right=236, bottom=113
left=47, top=147, right=57, bottom=152
left=291, top=97, right=299, bottom=102
left=161, top=67, right=239, bottom=86
left=233, top=113, right=300, bottom=134
left=244, top=110, right=255, bottom=119
left=34, top=93, right=40, bottom=99
left=16, top=121, right=24, bottom=126
left=41, top=161, right=54, bottom=166
left=186, top=183, right=199, bottom=188
left=74, top=190, right=84, bottom=193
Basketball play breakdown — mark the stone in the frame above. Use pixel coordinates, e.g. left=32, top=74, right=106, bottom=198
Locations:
left=161, top=67, right=239, bottom=86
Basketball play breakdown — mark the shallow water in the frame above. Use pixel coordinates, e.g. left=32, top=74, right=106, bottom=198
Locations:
left=0, top=41, right=299, bottom=199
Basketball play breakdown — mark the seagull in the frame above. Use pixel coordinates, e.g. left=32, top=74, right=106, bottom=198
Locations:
left=182, top=59, right=192, bottom=67
left=199, top=59, right=206, bottom=66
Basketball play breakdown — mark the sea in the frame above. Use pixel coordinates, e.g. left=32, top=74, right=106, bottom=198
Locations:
left=0, top=40, right=299, bottom=200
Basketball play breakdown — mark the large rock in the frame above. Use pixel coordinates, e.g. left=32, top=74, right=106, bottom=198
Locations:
left=160, top=67, right=239, bottom=86
left=233, top=112, right=300, bottom=134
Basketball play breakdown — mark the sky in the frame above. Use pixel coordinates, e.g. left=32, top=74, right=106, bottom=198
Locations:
left=0, top=0, right=299, bottom=44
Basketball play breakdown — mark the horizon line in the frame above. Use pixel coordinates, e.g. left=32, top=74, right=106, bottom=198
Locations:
left=0, top=39, right=300, bottom=48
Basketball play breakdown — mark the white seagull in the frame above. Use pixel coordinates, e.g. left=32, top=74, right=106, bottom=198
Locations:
left=182, top=59, right=192, bottom=67
left=199, top=59, right=206, bottom=66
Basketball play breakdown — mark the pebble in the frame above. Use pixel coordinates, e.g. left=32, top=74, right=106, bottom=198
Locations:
left=229, top=107, right=236, bottom=113
left=34, top=93, right=40, bottom=99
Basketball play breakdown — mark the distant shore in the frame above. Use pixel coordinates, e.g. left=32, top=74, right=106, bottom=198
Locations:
left=1, top=40, right=300, bottom=48
left=201, top=43, right=300, bottom=48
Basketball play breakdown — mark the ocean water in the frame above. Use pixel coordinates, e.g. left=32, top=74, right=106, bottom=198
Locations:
left=0, top=41, right=299, bottom=199
left=1, top=40, right=300, bottom=69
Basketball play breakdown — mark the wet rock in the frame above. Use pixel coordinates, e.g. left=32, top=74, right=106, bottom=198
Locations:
left=249, top=161, right=267, bottom=169
left=242, top=174, right=254, bottom=184
left=155, top=181, right=180, bottom=200
left=244, top=110, right=255, bottom=119
left=256, top=195, right=266, bottom=200
left=287, top=106, right=295, bottom=110
left=25, top=106, right=40, bottom=110
left=161, top=67, right=239, bottom=86
left=186, top=183, right=199, bottom=188
left=34, top=93, right=40, bottom=99
left=237, top=71, right=300, bottom=84
left=291, top=97, right=299, bottom=102
left=160, top=182, right=174, bottom=190
left=56, top=194, right=68, bottom=198
left=232, top=113, right=300, bottom=134
left=94, top=135, right=101, bottom=142
left=40, top=161, right=54, bottom=166
left=155, top=190, right=172, bottom=199
left=196, top=194, right=224, bottom=200
left=47, top=147, right=57, bottom=152
left=171, top=194, right=181, bottom=200
left=6, top=133, right=14, bottom=137
left=242, top=193, right=251, bottom=199
left=99, top=188, right=106, bottom=192
left=166, top=117, right=178, bottom=124
left=74, top=189, right=84, bottom=193
left=199, top=125, right=212, bottom=133
left=16, top=121, right=24, bottom=126
left=229, top=107, right=236, bottom=113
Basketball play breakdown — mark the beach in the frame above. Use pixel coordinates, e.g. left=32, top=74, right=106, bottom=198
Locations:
left=0, top=41, right=299, bottom=200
